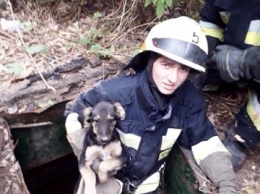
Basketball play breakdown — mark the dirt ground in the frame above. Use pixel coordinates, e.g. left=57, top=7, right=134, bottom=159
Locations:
left=205, top=89, right=260, bottom=194
left=0, top=1, right=259, bottom=194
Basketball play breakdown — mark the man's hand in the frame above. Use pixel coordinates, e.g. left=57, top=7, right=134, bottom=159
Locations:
left=199, top=151, right=237, bottom=194
left=208, top=45, right=244, bottom=83
left=65, top=113, right=87, bottom=158
left=65, top=112, right=82, bottom=134
left=208, top=45, right=260, bottom=83
left=218, top=180, right=238, bottom=194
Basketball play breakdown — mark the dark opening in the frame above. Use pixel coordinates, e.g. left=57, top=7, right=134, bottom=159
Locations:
left=23, top=154, right=79, bottom=194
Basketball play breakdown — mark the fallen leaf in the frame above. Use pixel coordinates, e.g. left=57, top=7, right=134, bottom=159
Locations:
left=25, top=44, right=47, bottom=55
left=6, top=62, right=23, bottom=76
left=36, top=99, right=54, bottom=108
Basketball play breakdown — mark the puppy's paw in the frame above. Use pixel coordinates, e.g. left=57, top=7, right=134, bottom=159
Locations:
left=98, top=171, right=108, bottom=183
left=113, top=102, right=125, bottom=120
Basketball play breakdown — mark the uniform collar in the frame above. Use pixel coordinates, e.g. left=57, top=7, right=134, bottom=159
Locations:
left=137, top=70, right=184, bottom=121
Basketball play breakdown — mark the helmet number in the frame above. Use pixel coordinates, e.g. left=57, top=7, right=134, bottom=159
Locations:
left=192, top=32, right=199, bottom=44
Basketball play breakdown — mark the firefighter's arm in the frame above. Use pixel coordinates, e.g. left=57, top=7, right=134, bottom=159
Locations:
left=199, top=0, right=225, bottom=55
left=179, top=87, right=237, bottom=193
left=64, top=87, right=101, bottom=158
left=192, top=136, right=237, bottom=194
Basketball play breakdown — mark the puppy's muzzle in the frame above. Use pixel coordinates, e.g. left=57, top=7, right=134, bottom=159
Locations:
left=98, top=135, right=111, bottom=145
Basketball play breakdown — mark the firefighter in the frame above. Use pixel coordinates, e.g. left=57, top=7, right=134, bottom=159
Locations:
left=65, top=16, right=237, bottom=194
left=199, top=0, right=260, bottom=171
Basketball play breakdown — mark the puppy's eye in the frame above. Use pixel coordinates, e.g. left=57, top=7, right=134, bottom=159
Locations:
left=108, top=118, right=115, bottom=123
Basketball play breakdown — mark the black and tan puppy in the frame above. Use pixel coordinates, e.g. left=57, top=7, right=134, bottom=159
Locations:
left=78, top=101, right=125, bottom=194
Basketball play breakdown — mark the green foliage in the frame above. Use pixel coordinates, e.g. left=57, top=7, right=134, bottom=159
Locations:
left=91, top=28, right=102, bottom=42
left=80, top=27, right=102, bottom=45
left=6, top=62, right=23, bottom=76
left=93, top=12, right=102, bottom=20
left=145, top=0, right=174, bottom=18
left=80, top=12, right=102, bottom=46
left=65, top=44, right=72, bottom=51
left=25, top=44, right=47, bottom=55
left=79, top=11, right=116, bottom=58
left=90, top=44, right=117, bottom=58
left=23, top=20, right=37, bottom=32
left=132, top=48, right=140, bottom=56
left=36, top=99, right=54, bottom=108
left=90, top=44, right=102, bottom=53
left=80, top=37, right=89, bottom=45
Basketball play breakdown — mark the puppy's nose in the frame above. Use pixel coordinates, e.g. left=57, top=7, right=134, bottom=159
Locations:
left=100, top=136, right=109, bottom=143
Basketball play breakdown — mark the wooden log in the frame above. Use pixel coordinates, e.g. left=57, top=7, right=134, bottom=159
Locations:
left=0, top=116, right=30, bottom=194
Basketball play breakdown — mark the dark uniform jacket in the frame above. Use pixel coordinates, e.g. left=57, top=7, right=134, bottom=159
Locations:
left=65, top=69, right=216, bottom=183
left=200, top=0, right=260, bottom=148
left=200, top=0, right=260, bottom=54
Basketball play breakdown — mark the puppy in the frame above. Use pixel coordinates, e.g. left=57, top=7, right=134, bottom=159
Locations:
left=77, top=101, right=125, bottom=194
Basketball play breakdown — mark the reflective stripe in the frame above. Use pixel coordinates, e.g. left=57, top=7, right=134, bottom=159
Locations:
left=134, top=171, right=160, bottom=194
left=116, top=129, right=141, bottom=150
left=192, top=136, right=229, bottom=165
left=158, top=149, right=171, bottom=161
left=225, top=52, right=239, bottom=81
left=247, top=90, right=260, bottom=131
left=199, top=20, right=224, bottom=41
left=158, top=128, right=181, bottom=160
left=116, top=179, right=123, bottom=194
left=247, top=20, right=260, bottom=32
left=199, top=20, right=222, bottom=30
left=245, top=32, right=260, bottom=46
left=244, top=20, right=260, bottom=46
left=219, top=11, right=230, bottom=24
left=160, top=128, right=182, bottom=150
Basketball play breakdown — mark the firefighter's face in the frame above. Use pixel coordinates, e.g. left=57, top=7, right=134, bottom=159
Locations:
left=152, top=56, right=190, bottom=95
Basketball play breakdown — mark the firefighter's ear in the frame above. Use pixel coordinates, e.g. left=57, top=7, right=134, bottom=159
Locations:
left=113, top=102, right=125, bottom=120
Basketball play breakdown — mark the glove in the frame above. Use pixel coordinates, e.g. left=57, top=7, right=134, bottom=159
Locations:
left=65, top=113, right=89, bottom=158
left=65, top=113, right=82, bottom=134
left=208, top=45, right=260, bottom=83
left=218, top=180, right=238, bottom=194
left=243, top=46, right=260, bottom=82
left=200, top=152, right=237, bottom=194
left=208, top=45, right=244, bottom=83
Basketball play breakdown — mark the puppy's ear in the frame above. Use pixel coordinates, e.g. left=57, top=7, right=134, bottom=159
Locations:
left=113, top=102, right=125, bottom=120
left=83, top=107, right=93, bottom=125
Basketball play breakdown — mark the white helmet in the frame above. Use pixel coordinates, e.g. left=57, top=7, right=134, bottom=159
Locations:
left=124, top=16, right=208, bottom=72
